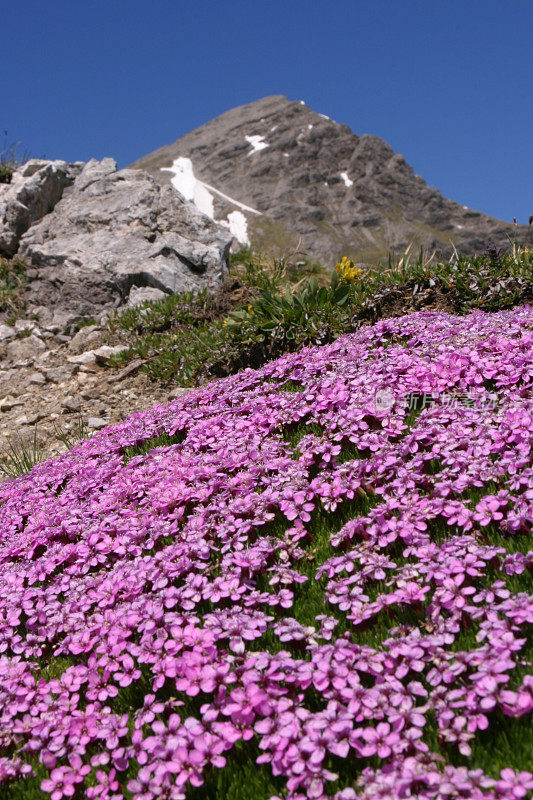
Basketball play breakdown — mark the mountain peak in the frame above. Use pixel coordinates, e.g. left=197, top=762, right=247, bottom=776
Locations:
left=130, top=98, right=525, bottom=263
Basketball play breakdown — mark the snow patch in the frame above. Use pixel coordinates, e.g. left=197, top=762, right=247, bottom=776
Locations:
left=245, top=135, right=269, bottom=154
left=220, top=211, right=250, bottom=245
left=462, top=205, right=468, bottom=210
left=206, top=184, right=261, bottom=215
left=162, top=157, right=214, bottom=218
left=308, top=124, right=313, bottom=130
left=456, top=224, right=464, bottom=229
left=340, top=172, right=353, bottom=188
left=227, top=211, right=249, bottom=243
left=299, top=100, right=305, bottom=105
left=283, top=153, right=289, bottom=158
left=162, top=157, right=261, bottom=246
left=318, top=113, right=330, bottom=120
left=270, top=125, right=278, bottom=132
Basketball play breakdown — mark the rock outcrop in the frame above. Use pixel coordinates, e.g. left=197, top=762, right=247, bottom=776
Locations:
left=0, top=159, right=83, bottom=256
left=131, top=95, right=530, bottom=264
left=17, top=159, right=232, bottom=316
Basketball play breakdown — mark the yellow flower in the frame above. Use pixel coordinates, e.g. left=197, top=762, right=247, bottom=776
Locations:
left=334, top=257, right=363, bottom=284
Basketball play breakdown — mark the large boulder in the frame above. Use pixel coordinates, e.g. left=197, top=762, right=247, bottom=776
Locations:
left=0, top=159, right=83, bottom=256
left=18, top=159, right=231, bottom=316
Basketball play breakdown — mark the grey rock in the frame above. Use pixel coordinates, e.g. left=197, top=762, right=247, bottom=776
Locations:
left=127, top=285, right=167, bottom=307
left=46, top=309, right=80, bottom=335
left=26, top=410, right=47, bottom=425
left=61, top=397, right=81, bottom=413
left=14, top=319, right=41, bottom=337
left=27, top=372, right=46, bottom=385
left=68, top=325, right=101, bottom=354
left=0, top=324, right=16, bottom=341
left=0, top=395, right=23, bottom=411
left=19, top=159, right=231, bottom=316
left=28, top=305, right=54, bottom=327
left=0, top=159, right=82, bottom=256
left=6, top=334, right=46, bottom=363
left=107, top=358, right=144, bottom=383
left=169, top=387, right=189, bottom=399
left=130, top=95, right=531, bottom=263
left=92, top=345, right=127, bottom=365
left=67, top=351, right=97, bottom=366
left=44, top=366, right=78, bottom=383
left=0, top=370, right=20, bottom=397
left=87, top=416, right=108, bottom=430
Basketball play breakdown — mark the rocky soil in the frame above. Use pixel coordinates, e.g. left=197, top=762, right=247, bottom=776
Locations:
left=0, top=314, right=186, bottom=465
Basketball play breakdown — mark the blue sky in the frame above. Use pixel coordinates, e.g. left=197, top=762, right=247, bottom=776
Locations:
left=3, top=0, right=531, bottom=223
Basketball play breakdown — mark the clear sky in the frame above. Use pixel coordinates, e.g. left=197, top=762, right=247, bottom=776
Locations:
left=3, top=0, right=532, bottom=223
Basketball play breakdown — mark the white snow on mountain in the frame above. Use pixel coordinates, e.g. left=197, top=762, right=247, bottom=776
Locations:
left=219, top=210, right=250, bottom=245
left=340, top=172, right=353, bottom=187
left=162, top=156, right=214, bottom=217
left=205, top=183, right=261, bottom=215
left=162, top=157, right=260, bottom=245
left=245, top=135, right=269, bottom=154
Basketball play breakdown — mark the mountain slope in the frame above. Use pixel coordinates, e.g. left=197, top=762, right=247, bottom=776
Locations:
left=130, top=95, right=528, bottom=264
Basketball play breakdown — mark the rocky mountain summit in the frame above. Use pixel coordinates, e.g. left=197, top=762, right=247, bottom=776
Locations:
left=131, top=95, right=529, bottom=264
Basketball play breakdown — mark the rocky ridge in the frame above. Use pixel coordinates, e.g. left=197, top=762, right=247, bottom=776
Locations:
left=131, top=95, right=530, bottom=264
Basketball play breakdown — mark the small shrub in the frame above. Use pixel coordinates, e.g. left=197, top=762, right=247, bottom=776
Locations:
left=0, top=130, right=29, bottom=184
left=0, top=256, right=27, bottom=315
left=223, top=272, right=352, bottom=356
left=75, top=317, right=99, bottom=331
left=0, top=161, right=12, bottom=184
left=53, top=416, right=89, bottom=450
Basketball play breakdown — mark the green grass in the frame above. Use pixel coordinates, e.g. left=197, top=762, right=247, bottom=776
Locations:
left=0, top=427, right=44, bottom=478
left=0, top=417, right=92, bottom=481
left=103, top=245, right=533, bottom=387
left=75, top=316, right=99, bottom=330
left=0, top=256, right=27, bottom=316
left=187, top=741, right=285, bottom=800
